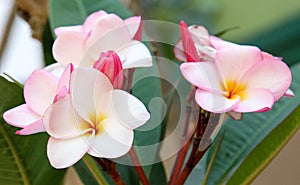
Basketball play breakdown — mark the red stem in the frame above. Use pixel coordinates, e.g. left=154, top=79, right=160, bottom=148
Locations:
left=168, top=95, right=196, bottom=185
left=94, top=157, right=125, bottom=185
left=174, top=110, right=211, bottom=185
left=176, top=148, right=209, bottom=185
left=129, top=147, right=150, bottom=185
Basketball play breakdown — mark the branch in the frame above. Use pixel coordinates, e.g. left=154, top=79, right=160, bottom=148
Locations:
left=129, top=147, right=150, bottom=185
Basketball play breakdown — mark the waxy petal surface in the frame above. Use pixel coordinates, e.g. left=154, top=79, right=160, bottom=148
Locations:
left=110, top=90, right=150, bottom=129
left=180, top=62, right=224, bottom=93
left=195, top=89, right=240, bottom=113
left=233, top=88, right=274, bottom=112
left=47, top=134, right=94, bottom=169
left=240, top=59, right=292, bottom=101
left=24, top=70, right=58, bottom=115
left=53, top=31, right=86, bottom=66
left=215, top=46, right=262, bottom=83
left=3, top=104, right=40, bottom=128
left=88, top=117, right=133, bottom=158
left=43, top=95, right=86, bottom=139
left=71, top=68, right=113, bottom=121
left=117, top=41, right=152, bottom=69
left=16, top=120, right=45, bottom=135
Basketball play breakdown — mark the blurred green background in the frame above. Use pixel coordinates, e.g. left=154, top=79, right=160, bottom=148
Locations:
left=138, top=0, right=300, bottom=65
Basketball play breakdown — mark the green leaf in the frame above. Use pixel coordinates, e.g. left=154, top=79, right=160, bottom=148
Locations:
left=49, top=0, right=131, bottom=34
left=73, top=155, right=109, bottom=185
left=205, top=62, right=300, bottom=185
left=202, top=131, right=225, bottom=185
left=227, top=104, right=300, bottom=184
left=0, top=77, right=66, bottom=185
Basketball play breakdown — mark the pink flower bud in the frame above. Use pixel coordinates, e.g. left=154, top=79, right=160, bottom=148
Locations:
left=93, top=50, right=124, bottom=89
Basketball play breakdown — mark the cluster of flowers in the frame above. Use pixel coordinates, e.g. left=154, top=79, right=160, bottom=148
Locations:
left=4, top=11, right=152, bottom=168
left=3, top=10, right=293, bottom=169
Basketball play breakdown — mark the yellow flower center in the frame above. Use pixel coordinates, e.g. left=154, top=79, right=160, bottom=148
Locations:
left=81, top=113, right=107, bottom=136
left=224, top=80, right=248, bottom=100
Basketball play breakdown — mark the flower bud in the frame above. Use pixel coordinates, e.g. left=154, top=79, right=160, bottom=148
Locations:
left=93, top=50, right=124, bottom=89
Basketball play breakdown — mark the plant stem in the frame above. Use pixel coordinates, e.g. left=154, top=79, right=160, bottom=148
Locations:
left=168, top=90, right=195, bottom=185
left=175, top=110, right=211, bottom=185
left=176, top=148, right=209, bottom=185
left=94, top=157, right=125, bottom=185
left=129, top=147, right=150, bottom=185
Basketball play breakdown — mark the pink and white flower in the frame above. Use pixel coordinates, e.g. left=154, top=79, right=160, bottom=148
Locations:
left=43, top=67, right=150, bottom=168
left=52, top=10, right=151, bottom=69
left=180, top=46, right=292, bottom=113
left=3, top=64, right=73, bottom=135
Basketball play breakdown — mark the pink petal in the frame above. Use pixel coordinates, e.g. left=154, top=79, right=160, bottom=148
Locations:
left=44, top=63, right=65, bottom=78
left=188, top=25, right=210, bottom=46
left=215, top=46, right=262, bottom=83
left=83, top=10, right=108, bottom=33
left=52, top=31, right=87, bottom=66
left=43, top=95, right=86, bottom=139
left=24, top=70, right=58, bottom=115
left=85, top=14, right=132, bottom=59
left=180, top=62, right=225, bottom=93
left=179, top=21, right=200, bottom=62
left=195, top=89, right=240, bottom=113
left=47, top=134, right=94, bottom=169
left=54, top=25, right=84, bottom=36
left=109, top=90, right=150, bottom=129
left=88, top=117, right=133, bottom=158
left=240, top=59, right=292, bottom=101
left=16, top=120, right=45, bottom=135
left=284, top=89, right=295, bottom=97
left=55, top=63, right=74, bottom=102
left=71, top=68, right=112, bottom=121
left=124, top=16, right=142, bottom=40
left=173, top=41, right=186, bottom=62
left=117, top=41, right=152, bottom=69
left=3, top=104, right=41, bottom=127
left=209, top=36, right=238, bottom=49
left=233, top=88, right=274, bottom=112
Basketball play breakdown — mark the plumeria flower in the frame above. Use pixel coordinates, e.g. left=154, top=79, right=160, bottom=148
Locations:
left=210, top=36, right=295, bottom=98
left=174, top=20, right=216, bottom=62
left=43, top=67, right=150, bottom=169
left=3, top=64, right=73, bottom=135
left=180, top=45, right=292, bottom=113
left=52, top=10, right=152, bottom=69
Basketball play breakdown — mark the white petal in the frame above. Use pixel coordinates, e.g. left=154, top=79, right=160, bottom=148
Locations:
left=43, top=95, right=87, bottom=139
left=284, top=89, right=295, bottom=97
left=71, top=68, right=112, bottom=121
left=16, top=120, right=45, bottom=135
left=47, top=134, right=94, bottom=169
left=109, top=90, right=150, bottom=129
left=180, top=62, right=225, bottom=93
left=240, top=59, right=292, bottom=101
left=233, top=88, right=274, bottom=112
left=54, top=25, right=84, bottom=36
left=24, top=70, right=58, bottom=115
left=85, top=14, right=132, bottom=60
left=3, top=104, right=41, bottom=128
left=173, top=41, right=186, bottom=62
left=53, top=31, right=87, bottom=66
left=195, top=89, right=240, bottom=113
left=215, top=46, right=262, bottom=83
left=117, top=41, right=152, bottom=69
left=44, top=63, right=66, bottom=78
left=88, top=118, right=133, bottom=158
